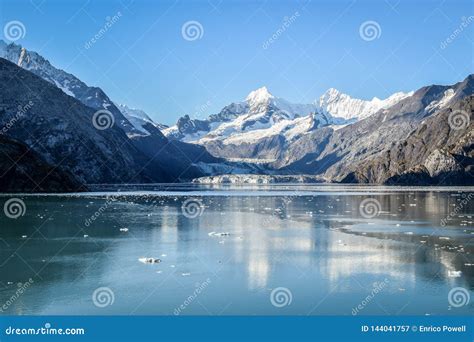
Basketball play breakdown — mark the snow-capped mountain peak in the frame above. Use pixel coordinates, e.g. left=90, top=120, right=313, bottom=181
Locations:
left=246, top=86, right=274, bottom=104
left=318, top=87, right=413, bottom=121
left=0, top=40, right=168, bottom=137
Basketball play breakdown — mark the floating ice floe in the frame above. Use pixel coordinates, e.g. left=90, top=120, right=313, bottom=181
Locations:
left=138, top=257, right=161, bottom=264
left=208, top=232, right=230, bottom=237
left=448, top=270, right=462, bottom=278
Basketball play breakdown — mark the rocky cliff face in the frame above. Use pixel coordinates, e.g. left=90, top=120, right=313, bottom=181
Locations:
left=0, top=58, right=164, bottom=186
left=0, top=42, right=222, bottom=186
left=0, top=135, right=82, bottom=192
left=317, top=76, right=473, bottom=185
left=341, top=95, right=473, bottom=185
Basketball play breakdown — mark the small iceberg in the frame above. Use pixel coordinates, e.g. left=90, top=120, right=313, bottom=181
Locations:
left=208, top=232, right=230, bottom=237
left=448, top=270, right=462, bottom=278
left=138, top=257, right=161, bottom=264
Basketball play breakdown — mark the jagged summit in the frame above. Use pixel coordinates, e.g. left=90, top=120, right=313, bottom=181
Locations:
left=318, top=87, right=413, bottom=120
left=246, top=86, right=274, bottom=104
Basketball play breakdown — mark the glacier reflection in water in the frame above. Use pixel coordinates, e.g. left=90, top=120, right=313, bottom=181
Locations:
left=0, top=186, right=473, bottom=315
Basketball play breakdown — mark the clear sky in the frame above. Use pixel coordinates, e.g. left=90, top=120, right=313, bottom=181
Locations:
left=1, top=0, right=473, bottom=125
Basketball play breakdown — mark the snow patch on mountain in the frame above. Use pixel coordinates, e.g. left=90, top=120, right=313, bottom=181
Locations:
left=425, top=89, right=455, bottom=113
left=213, top=115, right=315, bottom=145
left=116, top=104, right=167, bottom=135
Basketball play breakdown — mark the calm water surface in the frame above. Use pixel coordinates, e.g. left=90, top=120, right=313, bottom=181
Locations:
left=0, top=185, right=473, bottom=315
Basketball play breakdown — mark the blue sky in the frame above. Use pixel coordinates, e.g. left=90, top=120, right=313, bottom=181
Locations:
left=1, top=0, right=473, bottom=125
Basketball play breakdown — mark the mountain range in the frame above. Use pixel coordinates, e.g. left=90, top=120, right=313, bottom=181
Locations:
left=0, top=40, right=471, bottom=191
